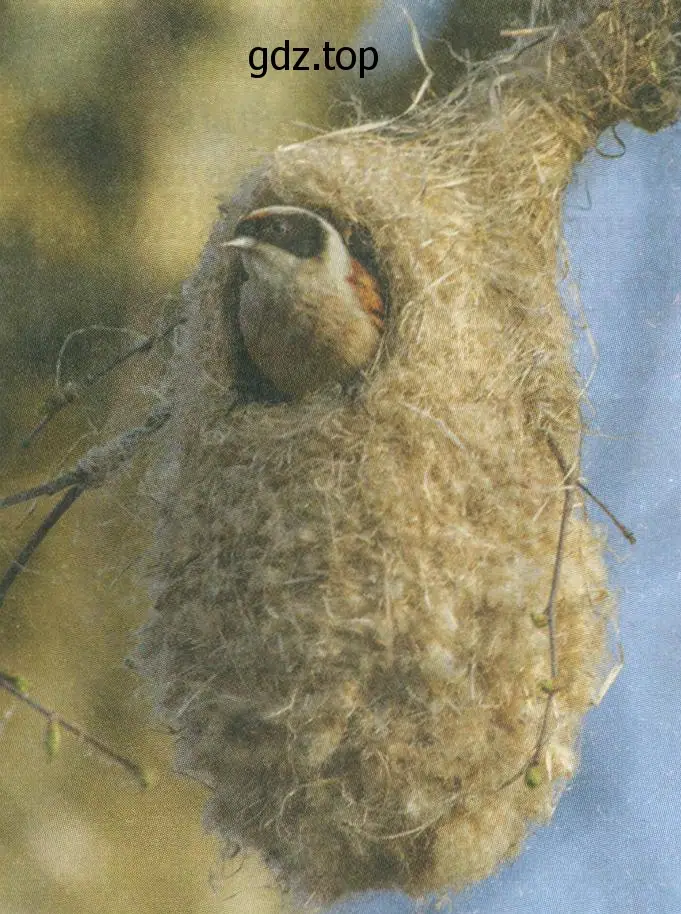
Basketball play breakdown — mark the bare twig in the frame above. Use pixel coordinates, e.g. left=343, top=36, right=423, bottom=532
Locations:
left=529, top=692, right=556, bottom=764
left=2, top=402, right=172, bottom=511
left=0, top=401, right=172, bottom=607
left=22, top=314, right=185, bottom=449
left=0, top=486, right=85, bottom=608
left=523, top=445, right=575, bottom=786
left=520, top=429, right=633, bottom=789
left=546, top=432, right=635, bottom=544
left=0, top=472, right=87, bottom=510
left=499, top=435, right=578, bottom=792
left=544, top=461, right=574, bottom=679
left=576, top=479, right=636, bottom=543
left=0, top=672, right=150, bottom=786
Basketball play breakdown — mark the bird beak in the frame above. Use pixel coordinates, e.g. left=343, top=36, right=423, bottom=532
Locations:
left=223, top=236, right=258, bottom=251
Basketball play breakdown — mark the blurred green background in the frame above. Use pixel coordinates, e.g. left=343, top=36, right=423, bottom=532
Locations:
left=0, top=2, right=378, bottom=912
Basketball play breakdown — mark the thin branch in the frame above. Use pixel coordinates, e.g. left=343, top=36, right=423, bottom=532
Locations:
left=523, top=448, right=575, bottom=786
left=0, top=401, right=172, bottom=607
left=0, top=672, right=150, bottom=786
left=544, top=464, right=574, bottom=680
left=577, top=479, right=636, bottom=544
left=530, top=692, right=556, bottom=764
left=0, top=486, right=85, bottom=608
left=546, top=432, right=635, bottom=544
left=517, top=428, right=634, bottom=790
left=22, top=314, right=185, bottom=449
left=1, top=402, right=172, bottom=511
left=0, top=471, right=87, bottom=510
left=498, top=434, right=578, bottom=792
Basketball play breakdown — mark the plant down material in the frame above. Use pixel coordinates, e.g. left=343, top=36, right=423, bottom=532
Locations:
left=133, top=0, right=681, bottom=904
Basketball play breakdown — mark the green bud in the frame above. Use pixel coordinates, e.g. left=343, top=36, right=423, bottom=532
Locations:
left=0, top=671, right=29, bottom=694
left=525, top=765, right=543, bottom=788
left=137, top=766, right=155, bottom=789
left=45, top=719, right=61, bottom=760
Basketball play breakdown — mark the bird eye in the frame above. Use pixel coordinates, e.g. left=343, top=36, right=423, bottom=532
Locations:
left=270, top=219, right=288, bottom=237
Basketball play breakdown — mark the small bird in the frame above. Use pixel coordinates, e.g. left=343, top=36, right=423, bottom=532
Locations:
left=225, top=205, right=385, bottom=398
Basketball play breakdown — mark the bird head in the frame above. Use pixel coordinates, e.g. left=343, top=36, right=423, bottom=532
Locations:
left=225, top=205, right=349, bottom=286
left=223, top=204, right=386, bottom=399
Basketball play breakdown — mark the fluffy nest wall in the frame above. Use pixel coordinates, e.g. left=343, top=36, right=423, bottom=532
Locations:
left=133, top=1, right=681, bottom=906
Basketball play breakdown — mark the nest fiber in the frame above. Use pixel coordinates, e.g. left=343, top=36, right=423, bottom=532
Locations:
left=133, top=1, right=681, bottom=904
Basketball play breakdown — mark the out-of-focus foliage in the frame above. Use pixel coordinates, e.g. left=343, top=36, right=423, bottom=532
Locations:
left=0, top=1, right=376, bottom=912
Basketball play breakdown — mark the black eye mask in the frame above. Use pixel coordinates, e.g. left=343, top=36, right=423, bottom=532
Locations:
left=235, top=211, right=325, bottom=259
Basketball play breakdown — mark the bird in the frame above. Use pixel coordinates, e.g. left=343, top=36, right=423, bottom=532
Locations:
left=224, top=205, right=385, bottom=399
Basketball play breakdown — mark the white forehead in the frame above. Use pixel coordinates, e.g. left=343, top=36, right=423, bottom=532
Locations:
left=250, top=203, right=348, bottom=264
left=244, top=204, right=337, bottom=236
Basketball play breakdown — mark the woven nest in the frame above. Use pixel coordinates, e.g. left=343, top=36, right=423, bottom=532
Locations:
left=132, top=1, right=681, bottom=905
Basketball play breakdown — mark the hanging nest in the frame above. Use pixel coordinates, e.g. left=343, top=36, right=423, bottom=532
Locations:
left=132, top=0, right=681, bottom=906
